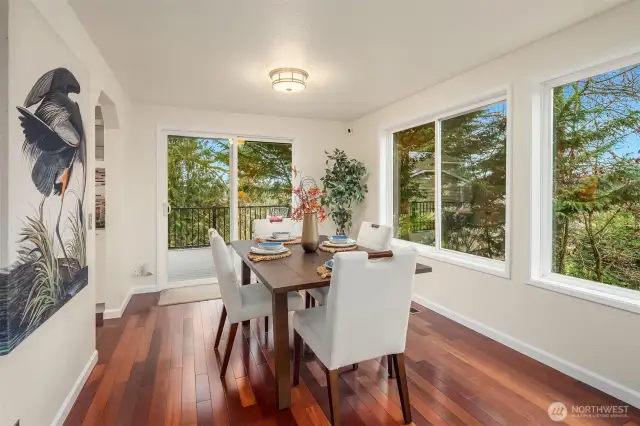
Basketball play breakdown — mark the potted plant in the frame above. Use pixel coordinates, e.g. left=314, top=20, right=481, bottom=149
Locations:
left=291, top=168, right=327, bottom=252
left=321, top=149, right=368, bottom=235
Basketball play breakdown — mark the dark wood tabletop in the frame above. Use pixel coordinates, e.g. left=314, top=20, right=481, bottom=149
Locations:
left=231, top=236, right=432, bottom=294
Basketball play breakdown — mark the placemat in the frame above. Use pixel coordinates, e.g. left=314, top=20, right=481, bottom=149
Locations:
left=316, top=264, right=332, bottom=278
left=319, top=243, right=358, bottom=253
left=248, top=249, right=292, bottom=262
left=256, top=237, right=301, bottom=245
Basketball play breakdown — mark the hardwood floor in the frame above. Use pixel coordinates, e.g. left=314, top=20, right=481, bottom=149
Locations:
left=64, top=293, right=640, bottom=426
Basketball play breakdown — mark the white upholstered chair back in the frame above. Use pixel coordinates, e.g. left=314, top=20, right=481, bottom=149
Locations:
left=208, top=229, right=242, bottom=315
left=324, top=247, right=417, bottom=369
left=356, top=222, right=392, bottom=251
left=253, top=218, right=297, bottom=238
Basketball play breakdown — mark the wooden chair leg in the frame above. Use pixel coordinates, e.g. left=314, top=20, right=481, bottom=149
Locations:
left=393, top=353, right=412, bottom=424
left=387, top=355, right=395, bottom=378
left=293, top=331, right=303, bottom=386
left=214, top=305, right=227, bottom=350
left=264, top=316, right=269, bottom=334
left=219, top=323, right=238, bottom=378
left=326, top=369, right=341, bottom=426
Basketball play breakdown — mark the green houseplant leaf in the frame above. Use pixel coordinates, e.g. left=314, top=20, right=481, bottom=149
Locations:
left=320, top=149, right=368, bottom=234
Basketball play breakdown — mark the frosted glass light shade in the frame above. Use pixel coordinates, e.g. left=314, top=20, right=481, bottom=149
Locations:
left=269, top=68, right=308, bottom=92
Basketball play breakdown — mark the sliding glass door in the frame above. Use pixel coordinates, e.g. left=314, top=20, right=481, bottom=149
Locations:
left=159, top=133, right=292, bottom=288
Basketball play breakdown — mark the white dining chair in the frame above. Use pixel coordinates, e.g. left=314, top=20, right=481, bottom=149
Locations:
left=252, top=217, right=297, bottom=238
left=356, top=221, right=393, bottom=250
left=306, top=222, right=392, bottom=307
left=292, top=248, right=417, bottom=425
left=208, top=228, right=304, bottom=377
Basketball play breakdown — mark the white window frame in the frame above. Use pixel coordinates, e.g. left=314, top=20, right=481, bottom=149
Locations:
left=383, top=90, right=512, bottom=278
left=529, top=53, right=640, bottom=314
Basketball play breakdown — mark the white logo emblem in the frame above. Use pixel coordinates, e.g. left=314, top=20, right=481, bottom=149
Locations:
left=548, top=402, right=568, bottom=421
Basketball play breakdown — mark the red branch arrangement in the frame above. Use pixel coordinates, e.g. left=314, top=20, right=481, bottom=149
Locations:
left=291, top=167, right=327, bottom=222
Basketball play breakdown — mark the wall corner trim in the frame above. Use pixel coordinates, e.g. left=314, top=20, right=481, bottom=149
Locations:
left=51, top=349, right=98, bottom=426
left=103, top=284, right=158, bottom=319
left=412, top=295, right=640, bottom=408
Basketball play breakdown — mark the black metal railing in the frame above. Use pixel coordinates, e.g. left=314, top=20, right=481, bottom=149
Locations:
left=168, top=205, right=290, bottom=249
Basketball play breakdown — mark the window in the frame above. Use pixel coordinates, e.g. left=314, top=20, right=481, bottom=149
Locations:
left=549, top=63, right=640, bottom=294
left=391, top=98, right=508, bottom=267
left=393, top=122, right=436, bottom=246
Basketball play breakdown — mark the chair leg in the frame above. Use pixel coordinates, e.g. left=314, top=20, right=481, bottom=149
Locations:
left=393, top=353, right=412, bottom=424
left=219, top=323, right=238, bottom=378
left=387, top=355, right=395, bottom=378
left=293, top=331, right=303, bottom=386
left=305, top=292, right=311, bottom=309
left=214, top=305, right=227, bottom=350
left=311, top=298, right=316, bottom=308
left=264, top=316, right=269, bottom=334
left=326, top=369, right=341, bottom=426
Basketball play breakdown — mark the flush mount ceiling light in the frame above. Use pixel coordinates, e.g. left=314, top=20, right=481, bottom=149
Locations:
left=269, top=68, right=308, bottom=92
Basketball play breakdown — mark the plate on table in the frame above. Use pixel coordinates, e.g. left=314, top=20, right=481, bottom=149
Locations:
left=263, top=235, right=298, bottom=242
left=250, top=246, right=288, bottom=255
left=322, top=239, right=356, bottom=248
left=324, top=259, right=334, bottom=269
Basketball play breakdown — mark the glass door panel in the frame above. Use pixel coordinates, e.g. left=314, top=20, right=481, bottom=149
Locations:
left=237, top=140, right=293, bottom=239
left=166, top=136, right=231, bottom=284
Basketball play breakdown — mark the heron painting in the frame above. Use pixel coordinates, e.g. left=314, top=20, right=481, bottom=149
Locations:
left=0, top=67, right=89, bottom=356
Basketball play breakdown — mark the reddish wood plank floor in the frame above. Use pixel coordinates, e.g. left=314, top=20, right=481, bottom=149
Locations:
left=64, top=293, right=640, bottom=425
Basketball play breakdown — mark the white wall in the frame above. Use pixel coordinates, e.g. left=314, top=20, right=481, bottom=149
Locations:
left=0, top=0, right=133, bottom=425
left=0, top=2, right=94, bottom=425
left=32, top=0, right=134, bottom=314
left=346, top=0, right=640, bottom=405
left=128, top=104, right=346, bottom=289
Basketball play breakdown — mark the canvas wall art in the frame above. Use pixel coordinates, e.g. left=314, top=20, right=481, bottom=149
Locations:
left=0, top=67, right=88, bottom=355
left=95, top=168, right=105, bottom=229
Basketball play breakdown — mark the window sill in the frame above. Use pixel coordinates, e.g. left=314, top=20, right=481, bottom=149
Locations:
left=391, top=238, right=509, bottom=279
left=527, top=277, right=640, bottom=315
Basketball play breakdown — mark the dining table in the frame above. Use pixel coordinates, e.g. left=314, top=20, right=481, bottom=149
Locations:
left=230, top=235, right=433, bottom=410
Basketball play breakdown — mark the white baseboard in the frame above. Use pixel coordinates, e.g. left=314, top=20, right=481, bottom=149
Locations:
left=103, top=288, right=133, bottom=319
left=133, top=284, right=160, bottom=294
left=412, top=295, right=640, bottom=409
left=103, top=284, right=158, bottom=319
left=162, top=278, right=218, bottom=290
left=51, top=350, right=98, bottom=426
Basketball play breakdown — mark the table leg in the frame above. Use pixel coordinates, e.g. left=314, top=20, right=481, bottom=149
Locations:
left=272, top=292, right=291, bottom=410
left=241, top=260, right=251, bottom=327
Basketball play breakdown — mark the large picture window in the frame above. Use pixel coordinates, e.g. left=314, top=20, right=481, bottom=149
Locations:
left=392, top=98, right=508, bottom=267
left=550, top=63, right=640, bottom=293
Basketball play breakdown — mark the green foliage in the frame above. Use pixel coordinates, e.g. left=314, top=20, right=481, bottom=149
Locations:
left=440, top=103, right=507, bottom=260
left=393, top=103, right=507, bottom=260
left=167, top=137, right=293, bottom=247
left=17, top=205, right=61, bottom=328
left=552, top=64, right=640, bottom=291
left=66, top=195, right=86, bottom=272
left=237, top=141, right=292, bottom=205
left=393, top=123, right=436, bottom=218
left=167, top=136, right=230, bottom=209
left=320, top=149, right=368, bottom=234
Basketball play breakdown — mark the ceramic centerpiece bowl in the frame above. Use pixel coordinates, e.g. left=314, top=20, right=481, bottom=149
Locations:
left=258, top=241, right=285, bottom=251
left=271, top=231, right=292, bottom=240
left=327, top=235, right=351, bottom=245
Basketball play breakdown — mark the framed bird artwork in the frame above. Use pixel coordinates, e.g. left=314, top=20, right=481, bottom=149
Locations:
left=0, top=67, right=89, bottom=356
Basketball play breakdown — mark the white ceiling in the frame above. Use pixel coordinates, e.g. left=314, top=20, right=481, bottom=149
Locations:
left=69, top=0, right=626, bottom=121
